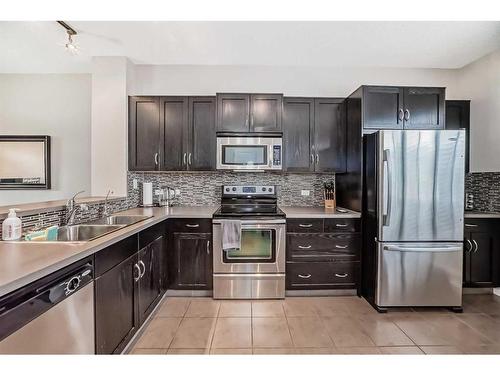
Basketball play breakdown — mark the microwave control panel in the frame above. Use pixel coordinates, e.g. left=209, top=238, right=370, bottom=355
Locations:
left=272, top=145, right=281, bottom=166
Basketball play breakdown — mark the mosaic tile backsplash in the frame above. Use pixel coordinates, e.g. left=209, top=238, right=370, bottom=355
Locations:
left=127, top=171, right=336, bottom=207
left=465, top=172, right=500, bottom=212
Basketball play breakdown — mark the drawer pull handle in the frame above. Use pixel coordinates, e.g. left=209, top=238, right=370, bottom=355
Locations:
left=336, top=223, right=349, bottom=227
left=465, top=224, right=478, bottom=227
left=298, top=245, right=312, bottom=249
left=298, top=274, right=312, bottom=279
left=299, top=224, right=313, bottom=228
left=186, top=224, right=200, bottom=228
left=335, top=245, right=348, bottom=249
left=334, top=273, right=348, bottom=278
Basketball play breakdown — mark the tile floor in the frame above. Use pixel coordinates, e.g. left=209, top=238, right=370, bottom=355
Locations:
left=129, top=294, right=500, bottom=355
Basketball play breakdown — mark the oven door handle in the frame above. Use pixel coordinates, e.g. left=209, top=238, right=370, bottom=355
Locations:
left=212, top=219, right=286, bottom=225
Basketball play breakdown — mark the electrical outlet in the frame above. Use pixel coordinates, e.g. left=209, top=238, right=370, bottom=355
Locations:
left=132, top=179, right=138, bottom=189
left=175, top=189, right=181, bottom=196
left=301, top=190, right=310, bottom=196
left=154, top=189, right=162, bottom=195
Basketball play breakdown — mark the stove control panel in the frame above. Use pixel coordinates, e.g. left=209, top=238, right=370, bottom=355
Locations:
left=222, top=185, right=276, bottom=196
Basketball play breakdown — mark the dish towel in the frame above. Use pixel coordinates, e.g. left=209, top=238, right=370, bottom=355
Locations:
left=221, top=220, right=242, bottom=251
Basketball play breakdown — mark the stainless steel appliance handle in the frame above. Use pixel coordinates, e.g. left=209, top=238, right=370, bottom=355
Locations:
left=134, top=263, right=141, bottom=282
left=383, top=149, right=392, bottom=226
left=207, top=240, right=210, bottom=255
left=465, top=224, right=478, bottom=228
left=383, top=244, right=462, bottom=253
left=334, top=273, right=348, bottom=278
left=298, top=245, right=312, bottom=249
left=465, top=239, right=472, bottom=253
left=472, top=239, right=478, bottom=253
left=299, top=224, right=313, bottom=228
left=139, top=261, right=146, bottom=278
left=298, top=274, right=311, bottom=279
left=213, top=219, right=286, bottom=225
left=335, top=245, right=348, bottom=249
left=183, top=153, right=187, bottom=165
left=185, top=224, right=200, bottom=228
left=404, top=109, right=410, bottom=121
left=398, top=109, right=404, bottom=122
left=154, top=152, right=159, bottom=165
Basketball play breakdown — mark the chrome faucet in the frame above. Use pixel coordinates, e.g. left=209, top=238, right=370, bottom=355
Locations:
left=66, top=190, right=85, bottom=225
left=103, top=189, right=113, bottom=217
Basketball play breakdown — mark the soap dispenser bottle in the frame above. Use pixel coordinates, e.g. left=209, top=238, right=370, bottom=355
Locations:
left=2, top=209, right=22, bottom=241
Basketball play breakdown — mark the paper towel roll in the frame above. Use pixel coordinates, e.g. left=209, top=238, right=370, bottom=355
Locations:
left=142, top=182, right=153, bottom=206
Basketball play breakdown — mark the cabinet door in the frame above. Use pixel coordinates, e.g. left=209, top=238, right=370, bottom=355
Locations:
left=283, top=97, right=314, bottom=172
left=250, top=94, right=283, bottom=132
left=362, top=86, right=404, bottom=130
left=188, top=97, right=216, bottom=170
left=216, top=94, right=250, bottom=132
left=138, top=236, right=163, bottom=323
left=403, top=87, right=445, bottom=129
left=160, top=97, right=188, bottom=170
left=95, top=253, right=139, bottom=354
left=128, top=96, right=160, bottom=171
left=314, top=98, right=346, bottom=173
left=172, top=232, right=212, bottom=290
left=470, top=232, right=494, bottom=286
left=446, top=100, right=470, bottom=173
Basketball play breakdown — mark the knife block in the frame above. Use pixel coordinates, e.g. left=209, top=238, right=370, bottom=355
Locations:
left=324, top=191, right=336, bottom=210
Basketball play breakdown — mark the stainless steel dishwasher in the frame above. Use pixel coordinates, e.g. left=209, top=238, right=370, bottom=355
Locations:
left=0, top=257, right=95, bottom=354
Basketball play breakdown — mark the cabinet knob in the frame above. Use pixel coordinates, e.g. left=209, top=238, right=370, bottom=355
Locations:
left=398, top=109, right=404, bottom=122
left=336, top=223, right=349, bottom=228
left=207, top=240, right=210, bottom=255
left=404, top=109, right=410, bottom=121
left=185, top=224, right=200, bottom=228
left=334, top=273, right=348, bottom=278
left=472, top=239, right=479, bottom=253
left=298, top=245, right=312, bottom=249
left=335, top=245, right=348, bottom=249
left=298, top=274, right=311, bottom=279
left=154, top=152, right=159, bottom=165
left=299, top=224, right=313, bottom=228
left=134, top=263, right=141, bottom=282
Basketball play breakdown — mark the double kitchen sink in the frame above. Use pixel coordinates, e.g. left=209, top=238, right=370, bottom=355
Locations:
left=26, top=215, right=152, bottom=242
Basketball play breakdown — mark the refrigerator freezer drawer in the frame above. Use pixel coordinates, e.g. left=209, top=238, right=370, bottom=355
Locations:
left=376, top=242, right=463, bottom=307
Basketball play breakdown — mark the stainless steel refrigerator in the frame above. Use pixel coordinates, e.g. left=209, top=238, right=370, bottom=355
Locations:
left=363, top=130, right=465, bottom=311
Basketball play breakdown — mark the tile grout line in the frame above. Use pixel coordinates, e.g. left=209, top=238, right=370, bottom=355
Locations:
left=166, top=299, right=191, bottom=353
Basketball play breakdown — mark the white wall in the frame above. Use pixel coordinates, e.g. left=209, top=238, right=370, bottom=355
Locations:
left=456, top=50, right=500, bottom=172
left=91, top=57, right=129, bottom=197
left=130, top=64, right=460, bottom=98
left=0, top=74, right=91, bottom=206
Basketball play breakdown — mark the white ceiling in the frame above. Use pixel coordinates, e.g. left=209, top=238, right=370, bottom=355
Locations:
left=1, top=21, right=499, bottom=73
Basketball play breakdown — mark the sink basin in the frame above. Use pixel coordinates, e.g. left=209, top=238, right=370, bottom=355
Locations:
left=89, top=215, right=152, bottom=226
left=55, top=224, right=125, bottom=242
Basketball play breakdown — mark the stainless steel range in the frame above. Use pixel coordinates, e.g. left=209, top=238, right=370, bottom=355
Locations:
left=212, top=185, right=286, bottom=299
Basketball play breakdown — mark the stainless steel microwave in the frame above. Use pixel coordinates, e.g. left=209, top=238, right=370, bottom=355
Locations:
left=216, top=136, right=282, bottom=171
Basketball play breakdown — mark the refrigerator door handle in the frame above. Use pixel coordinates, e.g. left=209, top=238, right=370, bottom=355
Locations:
left=383, top=244, right=462, bottom=253
left=383, top=149, right=392, bottom=226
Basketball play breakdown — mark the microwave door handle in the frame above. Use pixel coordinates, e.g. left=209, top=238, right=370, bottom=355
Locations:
left=383, top=149, right=392, bottom=226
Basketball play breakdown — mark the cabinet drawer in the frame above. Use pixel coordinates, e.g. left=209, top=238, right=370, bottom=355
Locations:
left=287, top=262, right=358, bottom=289
left=287, top=219, right=323, bottom=233
left=287, top=233, right=360, bottom=261
left=324, top=218, right=360, bottom=232
left=139, top=222, right=165, bottom=249
left=171, top=218, right=212, bottom=233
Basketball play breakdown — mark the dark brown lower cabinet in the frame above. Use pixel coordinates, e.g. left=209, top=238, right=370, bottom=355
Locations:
left=95, top=253, right=139, bottom=354
left=463, top=218, right=500, bottom=287
left=138, top=236, right=164, bottom=322
left=171, top=232, right=212, bottom=290
left=95, top=224, right=167, bottom=354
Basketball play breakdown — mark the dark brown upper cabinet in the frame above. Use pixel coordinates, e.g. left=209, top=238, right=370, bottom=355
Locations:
left=160, top=97, right=188, bottom=171
left=129, top=96, right=216, bottom=171
left=128, top=96, right=160, bottom=171
left=358, top=86, right=445, bottom=132
left=188, top=97, right=216, bottom=170
left=446, top=100, right=470, bottom=173
left=283, top=97, right=346, bottom=173
left=216, top=93, right=283, bottom=133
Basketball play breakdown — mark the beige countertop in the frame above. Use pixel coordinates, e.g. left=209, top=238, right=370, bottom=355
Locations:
left=0, top=205, right=219, bottom=297
left=0, top=196, right=126, bottom=219
left=280, top=206, right=361, bottom=218
left=464, top=211, right=500, bottom=219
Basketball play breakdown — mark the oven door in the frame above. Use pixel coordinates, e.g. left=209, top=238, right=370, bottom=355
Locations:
left=213, top=219, right=286, bottom=273
left=216, top=137, right=281, bottom=171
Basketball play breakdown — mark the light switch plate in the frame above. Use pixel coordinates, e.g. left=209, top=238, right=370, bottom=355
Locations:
left=301, top=190, right=310, bottom=196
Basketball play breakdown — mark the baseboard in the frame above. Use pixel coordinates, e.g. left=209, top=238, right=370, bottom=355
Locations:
left=463, top=287, right=493, bottom=295
left=165, top=289, right=213, bottom=297
left=285, top=289, right=357, bottom=297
